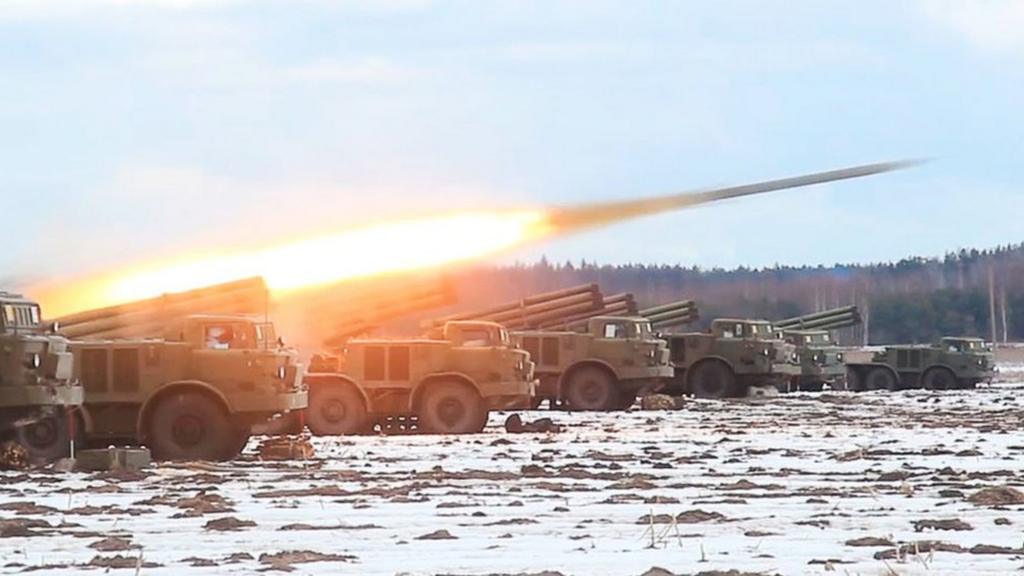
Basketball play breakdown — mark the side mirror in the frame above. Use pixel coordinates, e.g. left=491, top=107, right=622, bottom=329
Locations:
left=277, top=337, right=285, bottom=348
left=50, top=321, right=61, bottom=334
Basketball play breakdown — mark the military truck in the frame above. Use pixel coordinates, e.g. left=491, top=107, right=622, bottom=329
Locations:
left=780, top=329, right=846, bottom=391
left=305, top=320, right=534, bottom=435
left=70, top=314, right=307, bottom=460
left=845, top=337, right=995, bottom=391
left=663, top=318, right=801, bottom=398
left=514, top=316, right=672, bottom=411
left=0, top=291, right=83, bottom=462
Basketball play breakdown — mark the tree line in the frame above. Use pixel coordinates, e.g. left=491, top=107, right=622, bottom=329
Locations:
left=439, top=243, right=1024, bottom=345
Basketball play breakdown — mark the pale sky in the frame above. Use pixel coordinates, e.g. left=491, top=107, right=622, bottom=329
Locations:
left=2, top=1, right=1023, bottom=288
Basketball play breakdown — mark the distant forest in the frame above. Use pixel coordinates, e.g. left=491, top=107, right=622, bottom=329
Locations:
left=436, top=243, right=1024, bottom=345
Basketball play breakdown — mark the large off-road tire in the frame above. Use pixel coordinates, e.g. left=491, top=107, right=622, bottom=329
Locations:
left=688, top=361, right=737, bottom=398
left=306, top=382, right=370, bottom=436
left=147, top=392, right=234, bottom=461
left=865, top=367, right=899, bottom=391
left=922, top=367, right=956, bottom=391
left=846, top=368, right=863, bottom=392
left=613, top=393, right=637, bottom=410
left=800, top=380, right=825, bottom=393
left=16, top=413, right=70, bottom=464
left=417, top=381, right=487, bottom=434
left=563, top=366, right=619, bottom=411
left=223, top=426, right=252, bottom=460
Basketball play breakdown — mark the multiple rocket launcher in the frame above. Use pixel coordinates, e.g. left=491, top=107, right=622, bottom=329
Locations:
left=51, top=274, right=860, bottom=347
left=50, top=272, right=860, bottom=351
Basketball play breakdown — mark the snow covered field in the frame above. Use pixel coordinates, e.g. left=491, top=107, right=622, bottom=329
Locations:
left=2, top=382, right=1024, bottom=575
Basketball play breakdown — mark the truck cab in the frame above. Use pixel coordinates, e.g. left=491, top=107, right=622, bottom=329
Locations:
left=0, top=292, right=83, bottom=461
left=781, top=329, right=846, bottom=391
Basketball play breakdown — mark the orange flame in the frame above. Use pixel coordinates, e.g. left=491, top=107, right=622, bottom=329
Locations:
left=37, top=210, right=553, bottom=317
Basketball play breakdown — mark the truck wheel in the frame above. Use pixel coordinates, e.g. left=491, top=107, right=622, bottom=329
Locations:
left=564, top=367, right=619, bottom=411
left=16, top=414, right=69, bottom=464
left=613, top=393, right=637, bottom=410
left=866, top=368, right=899, bottom=391
left=306, top=383, right=369, bottom=435
left=147, top=392, right=233, bottom=461
left=223, top=426, right=251, bottom=459
left=688, top=361, right=736, bottom=398
left=418, top=381, right=487, bottom=434
left=846, top=368, right=863, bottom=391
left=922, top=368, right=955, bottom=391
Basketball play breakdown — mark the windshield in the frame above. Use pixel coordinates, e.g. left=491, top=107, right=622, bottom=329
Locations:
left=947, top=339, right=983, bottom=352
left=204, top=322, right=258, bottom=350
left=499, top=328, right=511, bottom=346
left=634, top=321, right=653, bottom=339
left=805, top=333, right=831, bottom=344
left=459, top=327, right=496, bottom=347
left=1, top=303, right=42, bottom=329
left=748, top=323, right=774, bottom=337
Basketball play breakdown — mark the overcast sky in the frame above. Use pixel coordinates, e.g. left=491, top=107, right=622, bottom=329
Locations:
left=2, top=1, right=1022, bottom=287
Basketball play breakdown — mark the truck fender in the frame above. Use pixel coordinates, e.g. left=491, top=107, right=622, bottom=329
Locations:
left=684, top=355, right=735, bottom=383
left=558, top=359, right=619, bottom=397
left=923, top=363, right=958, bottom=376
left=136, top=380, right=233, bottom=441
left=305, top=373, right=370, bottom=410
left=411, top=372, right=480, bottom=411
left=848, top=363, right=901, bottom=386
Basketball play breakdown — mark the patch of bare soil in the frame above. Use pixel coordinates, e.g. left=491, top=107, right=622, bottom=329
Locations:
left=257, top=549, right=355, bottom=570
left=844, top=536, right=894, bottom=547
left=172, top=492, right=235, bottom=516
left=0, top=519, right=50, bottom=538
left=85, top=554, right=160, bottom=569
left=637, top=510, right=729, bottom=524
left=278, top=522, right=381, bottom=531
left=414, top=529, right=458, bottom=540
left=204, top=517, right=256, bottom=531
left=967, top=485, right=1024, bottom=506
left=87, top=536, right=135, bottom=551
left=912, top=518, right=973, bottom=532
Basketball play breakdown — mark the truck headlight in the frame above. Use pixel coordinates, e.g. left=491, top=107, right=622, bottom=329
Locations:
left=762, top=348, right=770, bottom=357
left=790, top=352, right=798, bottom=362
left=812, top=354, right=821, bottom=363
left=836, top=352, right=844, bottom=362
left=277, top=366, right=287, bottom=379
left=976, top=359, right=983, bottom=366
left=25, top=353, right=41, bottom=369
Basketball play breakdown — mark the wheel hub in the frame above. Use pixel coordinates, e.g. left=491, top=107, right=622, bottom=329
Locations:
left=321, top=398, right=347, bottom=423
left=171, top=415, right=205, bottom=448
left=437, top=397, right=466, bottom=426
left=580, top=380, right=603, bottom=404
left=23, top=419, right=59, bottom=449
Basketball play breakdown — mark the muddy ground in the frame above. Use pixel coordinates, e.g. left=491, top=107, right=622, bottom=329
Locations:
left=1, top=383, right=1023, bottom=575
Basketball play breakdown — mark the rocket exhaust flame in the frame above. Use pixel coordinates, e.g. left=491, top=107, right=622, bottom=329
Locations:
left=36, top=160, right=914, bottom=316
